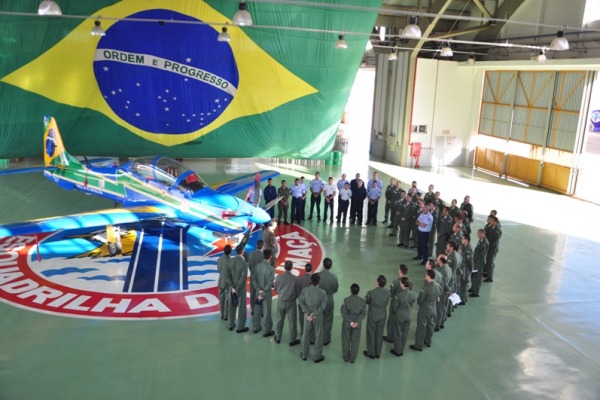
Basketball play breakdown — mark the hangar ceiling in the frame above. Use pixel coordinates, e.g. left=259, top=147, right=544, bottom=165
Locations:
left=367, top=0, right=600, bottom=63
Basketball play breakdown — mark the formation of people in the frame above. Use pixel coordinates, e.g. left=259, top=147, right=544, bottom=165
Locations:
left=220, top=173, right=503, bottom=362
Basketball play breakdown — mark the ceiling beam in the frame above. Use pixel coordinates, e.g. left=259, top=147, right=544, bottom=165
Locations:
left=430, top=24, right=491, bottom=39
left=470, top=0, right=492, bottom=19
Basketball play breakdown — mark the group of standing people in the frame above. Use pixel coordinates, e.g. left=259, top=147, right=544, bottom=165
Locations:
left=221, top=173, right=503, bottom=363
left=266, top=171, right=388, bottom=227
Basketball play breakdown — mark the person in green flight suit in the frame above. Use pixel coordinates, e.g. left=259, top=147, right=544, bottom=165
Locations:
left=224, top=245, right=249, bottom=333
left=391, top=276, right=416, bottom=357
left=484, top=215, right=502, bottom=282
left=274, top=260, right=302, bottom=346
left=298, top=273, right=328, bottom=363
left=410, top=269, right=441, bottom=351
left=247, top=240, right=264, bottom=309
left=434, top=255, right=452, bottom=331
left=384, top=264, right=411, bottom=343
left=318, top=258, right=339, bottom=346
left=298, top=263, right=313, bottom=336
left=217, top=244, right=232, bottom=320
left=340, top=283, right=367, bottom=363
left=458, top=233, right=473, bottom=305
left=470, top=229, right=489, bottom=297
left=252, top=250, right=275, bottom=337
left=363, top=275, right=391, bottom=359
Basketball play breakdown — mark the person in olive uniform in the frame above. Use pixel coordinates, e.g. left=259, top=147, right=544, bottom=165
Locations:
left=224, top=245, right=250, bottom=333
left=435, top=255, right=452, bottom=331
left=363, top=275, right=391, bottom=359
left=298, top=263, right=313, bottom=335
left=484, top=215, right=502, bottom=282
left=384, top=264, right=410, bottom=343
left=274, top=260, right=302, bottom=346
left=252, top=250, right=275, bottom=337
left=410, top=269, right=441, bottom=351
left=458, top=233, right=473, bottom=304
left=298, top=273, right=328, bottom=363
left=247, top=240, right=264, bottom=309
left=391, top=277, right=416, bottom=357
left=470, top=229, right=489, bottom=297
left=217, top=244, right=232, bottom=320
left=340, top=283, right=367, bottom=363
left=319, top=258, right=339, bottom=345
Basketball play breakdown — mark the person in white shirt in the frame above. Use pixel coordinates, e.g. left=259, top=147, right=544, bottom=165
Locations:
left=336, top=182, right=352, bottom=223
left=337, top=173, right=349, bottom=202
left=322, top=177, right=337, bottom=224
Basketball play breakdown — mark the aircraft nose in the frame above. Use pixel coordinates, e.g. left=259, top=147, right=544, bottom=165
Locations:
left=248, top=203, right=271, bottom=224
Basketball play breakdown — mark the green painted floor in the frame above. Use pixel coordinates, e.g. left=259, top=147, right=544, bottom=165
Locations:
left=1, top=156, right=600, bottom=400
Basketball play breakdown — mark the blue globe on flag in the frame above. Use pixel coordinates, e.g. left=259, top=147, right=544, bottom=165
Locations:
left=93, top=9, right=239, bottom=135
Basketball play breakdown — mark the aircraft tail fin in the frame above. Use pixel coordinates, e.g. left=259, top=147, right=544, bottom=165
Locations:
left=43, top=116, right=80, bottom=168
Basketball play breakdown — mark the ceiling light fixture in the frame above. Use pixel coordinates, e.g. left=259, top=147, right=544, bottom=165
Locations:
left=535, top=50, right=547, bottom=63
left=466, top=54, right=475, bottom=65
left=440, top=43, right=453, bottom=57
left=233, top=1, right=253, bottom=26
left=549, top=30, right=569, bottom=51
left=388, top=49, right=398, bottom=61
left=37, top=1, right=62, bottom=16
left=336, top=34, right=348, bottom=49
left=402, top=16, right=421, bottom=39
left=218, top=24, right=231, bottom=42
left=90, top=18, right=105, bottom=36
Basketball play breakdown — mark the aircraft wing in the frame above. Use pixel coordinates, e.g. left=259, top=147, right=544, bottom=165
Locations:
left=0, top=206, right=174, bottom=239
left=211, top=170, right=280, bottom=195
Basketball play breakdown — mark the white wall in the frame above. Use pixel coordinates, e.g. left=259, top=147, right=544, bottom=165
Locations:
left=409, top=58, right=478, bottom=167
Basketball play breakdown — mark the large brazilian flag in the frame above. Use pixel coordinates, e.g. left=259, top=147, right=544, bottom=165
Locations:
left=0, top=0, right=380, bottom=159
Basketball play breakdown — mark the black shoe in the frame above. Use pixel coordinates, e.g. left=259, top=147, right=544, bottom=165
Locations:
left=300, top=353, right=307, bottom=361
left=468, top=288, right=473, bottom=293
left=324, top=341, right=331, bottom=346
left=420, top=261, right=426, bottom=265
left=412, top=256, right=421, bottom=260
left=387, top=225, right=393, bottom=228
left=388, top=233, right=396, bottom=237
left=441, top=324, right=445, bottom=329
left=469, top=293, right=480, bottom=297
left=390, top=349, right=403, bottom=357
left=382, top=220, right=388, bottom=224
left=310, top=341, right=315, bottom=345
left=458, top=302, right=466, bottom=306
left=363, top=351, right=375, bottom=359
left=397, top=243, right=404, bottom=247
left=425, top=343, right=432, bottom=348
left=289, top=339, right=301, bottom=347
left=373, top=223, right=377, bottom=226
left=483, top=272, right=488, bottom=277
left=409, top=344, right=423, bottom=352
left=236, top=327, right=249, bottom=333
left=434, top=328, right=440, bottom=332
left=484, top=278, right=493, bottom=282
left=263, top=331, right=275, bottom=337
left=383, top=336, right=394, bottom=343
left=307, top=217, right=312, bottom=221
left=274, top=338, right=281, bottom=344
left=375, top=355, right=380, bottom=359
left=317, top=217, right=321, bottom=221
left=314, top=356, right=325, bottom=363
left=253, top=329, right=260, bottom=334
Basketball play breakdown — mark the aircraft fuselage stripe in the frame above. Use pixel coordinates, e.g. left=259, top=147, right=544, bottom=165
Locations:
left=129, top=229, right=145, bottom=293
left=154, top=229, right=164, bottom=293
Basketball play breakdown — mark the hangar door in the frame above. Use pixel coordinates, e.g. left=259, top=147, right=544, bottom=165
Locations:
left=475, top=70, right=589, bottom=194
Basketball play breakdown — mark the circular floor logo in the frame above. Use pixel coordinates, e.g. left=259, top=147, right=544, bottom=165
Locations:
left=0, top=224, right=324, bottom=320
left=93, top=9, right=238, bottom=135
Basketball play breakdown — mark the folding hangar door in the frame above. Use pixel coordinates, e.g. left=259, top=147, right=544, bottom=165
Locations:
left=475, top=70, right=591, bottom=194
